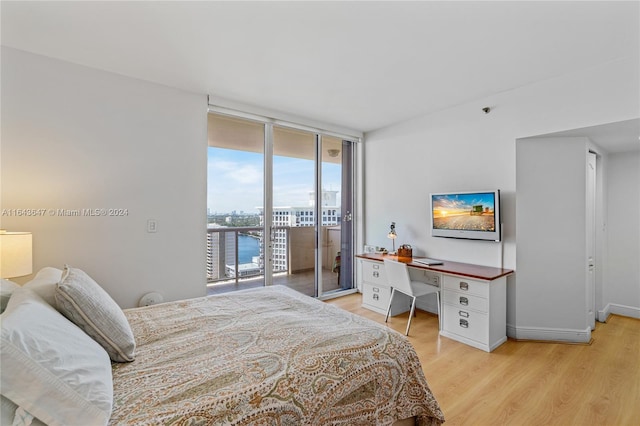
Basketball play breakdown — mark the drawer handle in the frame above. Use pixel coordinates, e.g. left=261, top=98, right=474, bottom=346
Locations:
left=459, top=310, right=469, bottom=318
left=372, top=287, right=379, bottom=293
left=459, top=281, right=469, bottom=291
left=373, top=264, right=380, bottom=270
left=459, top=319, right=469, bottom=328
left=373, top=294, right=379, bottom=301
left=459, top=296, right=469, bottom=306
left=373, top=271, right=379, bottom=278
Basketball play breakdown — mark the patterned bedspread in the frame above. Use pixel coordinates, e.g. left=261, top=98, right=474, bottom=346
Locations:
left=110, top=286, right=444, bottom=425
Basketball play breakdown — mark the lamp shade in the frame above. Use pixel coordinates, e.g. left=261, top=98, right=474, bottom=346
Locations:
left=0, top=231, right=33, bottom=278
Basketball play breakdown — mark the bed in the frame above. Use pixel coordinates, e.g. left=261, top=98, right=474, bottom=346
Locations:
left=1, top=267, right=444, bottom=426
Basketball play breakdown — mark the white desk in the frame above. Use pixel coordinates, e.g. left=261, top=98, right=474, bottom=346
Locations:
left=357, top=253, right=513, bottom=352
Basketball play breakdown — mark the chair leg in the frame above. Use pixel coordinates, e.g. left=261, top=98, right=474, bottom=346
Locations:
left=406, top=296, right=417, bottom=335
left=385, top=288, right=395, bottom=323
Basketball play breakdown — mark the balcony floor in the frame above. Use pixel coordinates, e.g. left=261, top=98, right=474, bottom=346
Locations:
left=207, top=267, right=343, bottom=297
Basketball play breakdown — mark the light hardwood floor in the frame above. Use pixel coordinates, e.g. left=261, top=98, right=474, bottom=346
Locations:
left=327, top=293, right=640, bottom=426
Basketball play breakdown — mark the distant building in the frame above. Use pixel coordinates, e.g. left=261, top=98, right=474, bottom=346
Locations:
left=226, top=257, right=261, bottom=278
left=259, top=190, right=341, bottom=271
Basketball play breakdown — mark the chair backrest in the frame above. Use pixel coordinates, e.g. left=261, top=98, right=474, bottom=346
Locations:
left=383, top=259, right=414, bottom=296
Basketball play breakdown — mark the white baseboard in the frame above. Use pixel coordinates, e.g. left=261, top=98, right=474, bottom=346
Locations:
left=508, top=304, right=640, bottom=342
left=506, top=323, right=517, bottom=339
left=597, top=305, right=611, bottom=322
left=509, top=324, right=592, bottom=343
left=599, top=303, right=640, bottom=321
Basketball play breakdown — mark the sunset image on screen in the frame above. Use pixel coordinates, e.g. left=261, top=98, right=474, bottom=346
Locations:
left=433, top=193, right=495, bottom=232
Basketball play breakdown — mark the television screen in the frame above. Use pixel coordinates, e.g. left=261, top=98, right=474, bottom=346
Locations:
left=430, top=190, right=501, bottom=241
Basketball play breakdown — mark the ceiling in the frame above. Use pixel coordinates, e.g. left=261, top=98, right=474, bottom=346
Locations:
left=534, top=118, right=640, bottom=154
left=2, top=1, right=638, bottom=149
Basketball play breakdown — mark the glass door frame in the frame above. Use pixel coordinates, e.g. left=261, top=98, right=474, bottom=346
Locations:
left=263, top=122, right=274, bottom=287
left=316, top=135, right=357, bottom=299
left=208, top=105, right=361, bottom=298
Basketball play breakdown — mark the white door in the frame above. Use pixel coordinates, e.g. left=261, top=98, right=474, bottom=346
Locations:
left=586, top=152, right=597, bottom=329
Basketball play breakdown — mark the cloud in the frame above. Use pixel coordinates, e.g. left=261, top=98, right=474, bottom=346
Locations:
left=207, top=148, right=344, bottom=213
left=210, top=159, right=263, bottom=185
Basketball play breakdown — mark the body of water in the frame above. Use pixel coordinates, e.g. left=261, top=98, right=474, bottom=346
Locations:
left=238, top=234, right=260, bottom=264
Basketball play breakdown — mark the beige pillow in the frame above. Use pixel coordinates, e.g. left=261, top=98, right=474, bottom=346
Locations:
left=22, top=267, right=63, bottom=306
left=55, top=266, right=136, bottom=362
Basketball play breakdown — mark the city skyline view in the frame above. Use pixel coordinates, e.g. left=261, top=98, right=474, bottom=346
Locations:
left=207, top=147, right=342, bottom=214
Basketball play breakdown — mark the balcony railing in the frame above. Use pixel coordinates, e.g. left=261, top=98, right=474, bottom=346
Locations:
left=207, top=226, right=290, bottom=283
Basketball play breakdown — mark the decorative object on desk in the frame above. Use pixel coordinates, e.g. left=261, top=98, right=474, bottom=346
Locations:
left=0, top=230, right=33, bottom=279
left=397, top=244, right=412, bottom=259
left=363, top=245, right=376, bottom=254
left=387, top=222, right=397, bottom=253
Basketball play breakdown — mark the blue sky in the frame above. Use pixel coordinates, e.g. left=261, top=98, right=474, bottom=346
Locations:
left=207, top=148, right=342, bottom=214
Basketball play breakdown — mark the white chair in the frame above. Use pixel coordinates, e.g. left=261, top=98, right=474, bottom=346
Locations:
left=384, top=258, right=441, bottom=336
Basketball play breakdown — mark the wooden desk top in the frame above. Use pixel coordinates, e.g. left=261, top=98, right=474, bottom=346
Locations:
left=356, top=253, right=514, bottom=281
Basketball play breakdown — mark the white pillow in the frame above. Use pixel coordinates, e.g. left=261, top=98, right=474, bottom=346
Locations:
left=22, top=267, right=63, bottom=306
left=1, top=287, right=113, bottom=426
left=56, top=265, right=136, bottom=362
left=1, top=394, right=19, bottom=425
left=0, top=279, right=19, bottom=313
left=0, top=396, right=45, bottom=426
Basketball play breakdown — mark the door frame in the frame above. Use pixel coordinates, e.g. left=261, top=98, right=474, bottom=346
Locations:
left=208, top=104, right=362, bottom=297
left=586, top=151, right=597, bottom=329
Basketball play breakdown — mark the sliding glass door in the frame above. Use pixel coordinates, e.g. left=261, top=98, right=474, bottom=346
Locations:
left=271, top=126, right=316, bottom=295
left=319, top=136, right=354, bottom=297
left=207, top=112, right=356, bottom=297
left=207, top=114, right=265, bottom=292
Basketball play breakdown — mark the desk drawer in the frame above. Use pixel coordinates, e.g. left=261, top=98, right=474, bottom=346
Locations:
left=361, top=260, right=387, bottom=285
left=443, top=290, right=488, bottom=313
left=443, top=275, right=489, bottom=298
left=362, top=282, right=390, bottom=311
left=443, top=304, right=488, bottom=343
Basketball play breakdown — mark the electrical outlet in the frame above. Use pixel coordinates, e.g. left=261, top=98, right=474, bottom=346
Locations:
left=147, top=219, right=157, bottom=233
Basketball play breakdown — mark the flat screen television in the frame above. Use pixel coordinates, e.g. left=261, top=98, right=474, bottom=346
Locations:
left=430, top=190, right=501, bottom=241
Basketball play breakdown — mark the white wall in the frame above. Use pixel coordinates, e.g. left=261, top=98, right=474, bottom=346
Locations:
left=363, top=56, right=639, bottom=332
left=604, top=152, right=640, bottom=318
left=516, top=137, right=592, bottom=340
left=1, top=48, right=208, bottom=308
